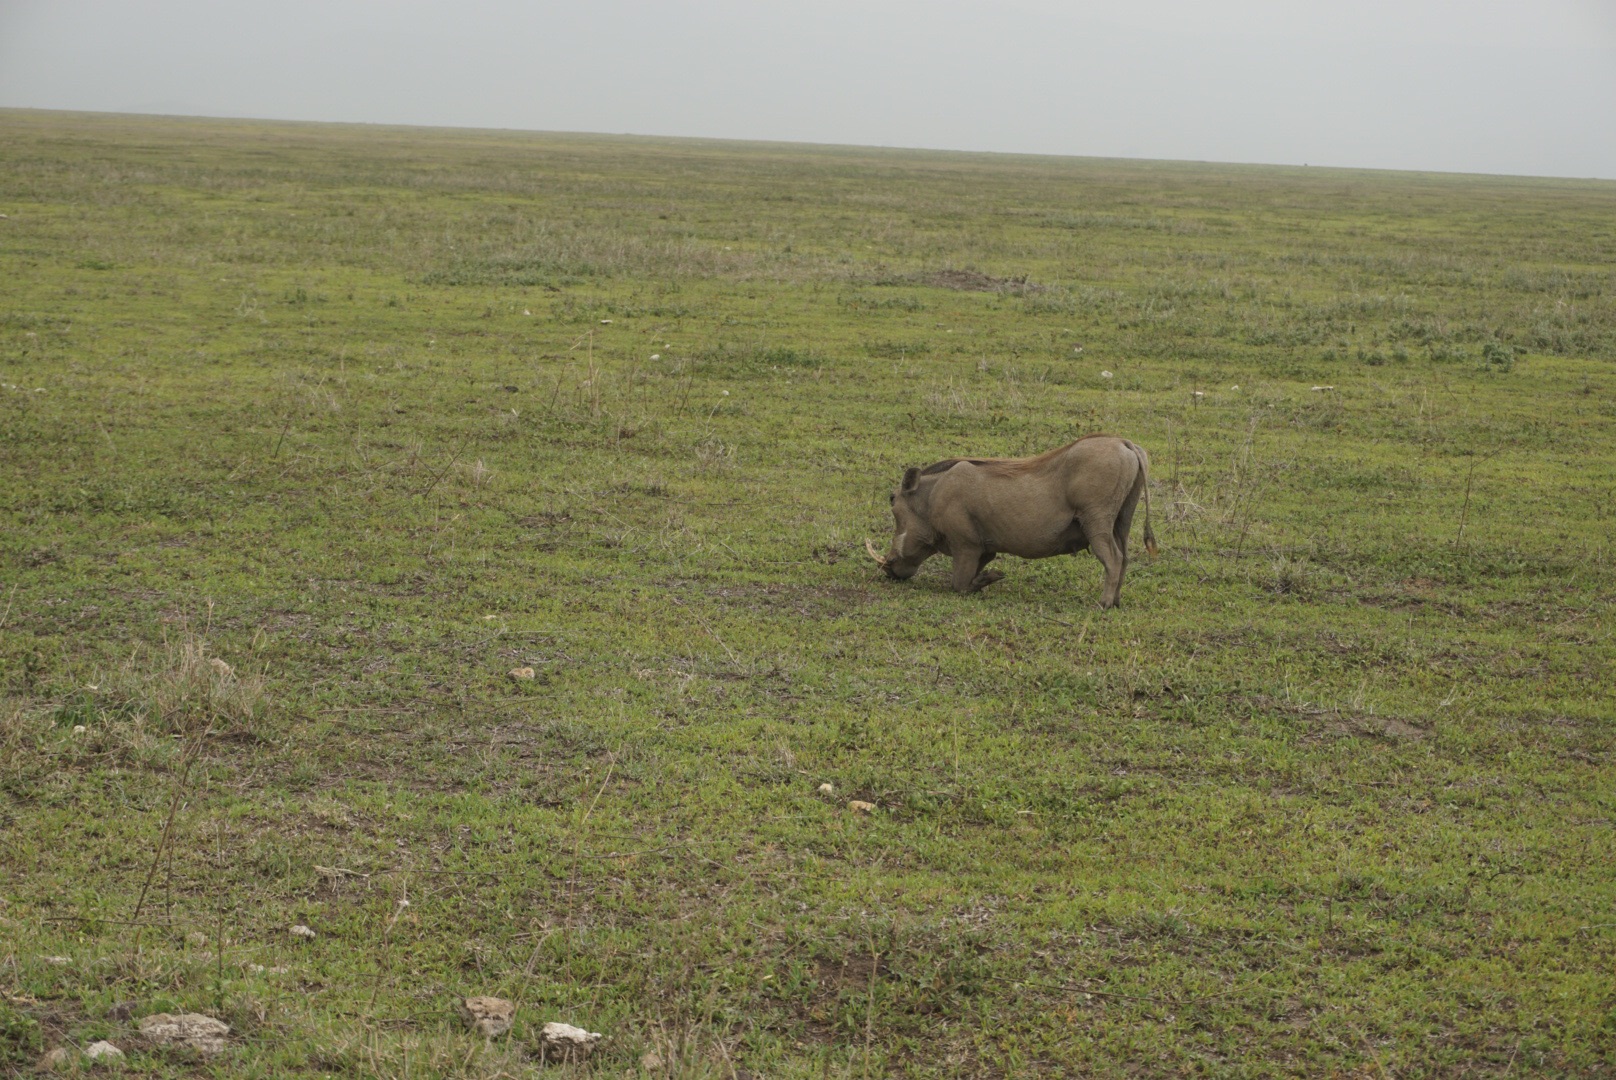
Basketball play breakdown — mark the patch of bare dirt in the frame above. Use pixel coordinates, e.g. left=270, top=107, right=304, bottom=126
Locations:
left=792, top=954, right=894, bottom=1044
left=704, top=582, right=878, bottom=617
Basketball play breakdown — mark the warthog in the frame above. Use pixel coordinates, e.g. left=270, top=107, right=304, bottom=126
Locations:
left=867, top=435, right=1156, bottom=609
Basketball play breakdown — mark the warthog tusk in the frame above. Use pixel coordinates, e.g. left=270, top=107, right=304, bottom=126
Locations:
left=864, top=538, right=888, bottom=566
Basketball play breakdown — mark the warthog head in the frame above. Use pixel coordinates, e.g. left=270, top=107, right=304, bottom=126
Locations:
left=867, top=467, right=935, bottom=580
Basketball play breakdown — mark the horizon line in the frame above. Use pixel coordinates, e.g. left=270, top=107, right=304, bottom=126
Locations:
left=4, top=104, right=1613, bottom=186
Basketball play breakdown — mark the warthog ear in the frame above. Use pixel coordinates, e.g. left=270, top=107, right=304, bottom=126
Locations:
left=901, top=467, right=919, bottom=492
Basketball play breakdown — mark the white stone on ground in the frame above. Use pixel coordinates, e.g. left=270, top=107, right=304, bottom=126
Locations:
left=138, top=1012, right=231, bottom=1054
left=538, top=1021, right=603, bottom=1062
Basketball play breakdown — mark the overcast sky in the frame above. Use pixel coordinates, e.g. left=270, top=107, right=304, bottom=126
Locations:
left=3, top=0, right=1614, bottom=178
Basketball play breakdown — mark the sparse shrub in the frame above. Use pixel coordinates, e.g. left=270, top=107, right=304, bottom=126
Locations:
left=0, top=1000, right=44, bottom=1066
left=1481, top=341, right=1517, bottom=372
left=694, top=436, right=735, bottom=469
left=462, top=458, right=493, bottom=489
left=1390, top=317, right=1444, bottom=344
left=693, top=343, right=823, bottom=377
left=866, top=339, right=929, bottom=359
left=1267, top=554, right=1313, bottom=597
left=759, top=345, right=822, bottom=368
left=90, top=635, right=267, bottom=740
left=839, top=291, right=926, bottom=312
left=923, top=376, right=994, bottom=416
left=1019, top=289, right=1080, bottom=315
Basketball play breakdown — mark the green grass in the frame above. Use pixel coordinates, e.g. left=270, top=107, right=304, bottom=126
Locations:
left=1, top=108, right=1614, bottom=1077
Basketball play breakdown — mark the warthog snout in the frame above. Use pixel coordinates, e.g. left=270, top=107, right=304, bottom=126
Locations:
left=867, top=536, right=923, bottom=580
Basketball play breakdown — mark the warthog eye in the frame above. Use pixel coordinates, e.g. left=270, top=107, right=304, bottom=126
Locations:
left=888, top=493, right=895, bottom=505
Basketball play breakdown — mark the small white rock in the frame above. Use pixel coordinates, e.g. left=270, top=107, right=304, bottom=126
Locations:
left=138, top=1012, right=230, bottom=1055
left=72, top=725, right=87, bottom=735
left=509, top=667, right=536, bottom=680
left=290, top=924, right=316, bottom=940
left=650, top=353, right=660, bottom=360
left=83, top=1041, right=124, bottom=1060
left=1100, top=370, right=1113, bottom=379
left=1311, top=385, right=1335, bottom=391
left=42, top=955, right=71, bottom=965
left=848, top=800, right=876, bottom=814
left=539, top=1021, right=603, bottom=1062
left=817, top=783, right=834, bottom=795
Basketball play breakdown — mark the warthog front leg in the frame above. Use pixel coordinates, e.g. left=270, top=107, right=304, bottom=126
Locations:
left=950, top=549, right=1003, bottom=593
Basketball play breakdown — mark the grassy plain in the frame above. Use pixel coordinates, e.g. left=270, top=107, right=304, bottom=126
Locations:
left=1, top=109, right=1614, bottom=1077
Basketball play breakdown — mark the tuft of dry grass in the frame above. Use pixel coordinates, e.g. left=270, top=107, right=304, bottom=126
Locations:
left=1, top=633, right=264, bottom=787
left=94, top=634, right=267, bottom=738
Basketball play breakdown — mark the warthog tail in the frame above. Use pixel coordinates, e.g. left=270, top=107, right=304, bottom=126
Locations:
left=1127, top=440, right=1159, bottom=558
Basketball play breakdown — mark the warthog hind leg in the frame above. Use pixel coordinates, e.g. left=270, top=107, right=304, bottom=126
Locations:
left=1084, top=514, right=1127, bottom=609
